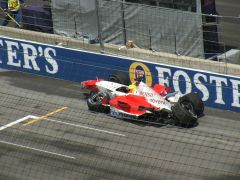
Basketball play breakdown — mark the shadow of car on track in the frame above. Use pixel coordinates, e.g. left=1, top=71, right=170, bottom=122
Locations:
left=88, top=108, right=200, bottom=129
left=119, top=116, right=200, bottom=129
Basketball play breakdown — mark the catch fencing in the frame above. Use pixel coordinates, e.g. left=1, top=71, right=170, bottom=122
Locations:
left=0, top=0, right=239, bottom=64
left=51, top=0, right=204, bottom=58
left=50, top=0, right=240, bottom=63
left=0, top=1, right=240, bottom=180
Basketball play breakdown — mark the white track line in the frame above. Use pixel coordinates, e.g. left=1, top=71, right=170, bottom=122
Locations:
left=29, top=115, right=126, bottom=137
left=0, top=140, right=76, bottom=159
left=0, top=115, right=31, bottom=131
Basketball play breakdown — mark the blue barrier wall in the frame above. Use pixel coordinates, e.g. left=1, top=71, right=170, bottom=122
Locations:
left=0, top=36, right=240, bottom=112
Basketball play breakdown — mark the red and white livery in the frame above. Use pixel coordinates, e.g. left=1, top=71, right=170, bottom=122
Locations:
left=81, top=76, right=204, bottom=127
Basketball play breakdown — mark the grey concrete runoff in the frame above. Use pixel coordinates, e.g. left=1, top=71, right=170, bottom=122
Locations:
left=0, top=71, right=239, bottom=180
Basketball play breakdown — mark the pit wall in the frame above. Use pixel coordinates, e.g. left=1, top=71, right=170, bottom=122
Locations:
left=0, top=27, right=240, bottom=112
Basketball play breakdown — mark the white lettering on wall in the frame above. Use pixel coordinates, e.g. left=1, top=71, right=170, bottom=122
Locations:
left=173, top=70, right=192, bottom=95
left=210, top=76, right=227, bottom=104
left=3, top=40, right=59, bottom=74
left=230, top=79, right=240, bottom=107
left=194, top=73, right=209, bottom=101
left=5, top=40, right=21, bottom=67
left=21, top=43, right=40, bottom=71
left=155, top=67, right=171, bottom=86
left=44, top=47, right=58, bottom=74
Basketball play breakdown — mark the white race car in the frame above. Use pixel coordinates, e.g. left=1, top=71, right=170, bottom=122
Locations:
left=81, top=72, right=204, bottom=127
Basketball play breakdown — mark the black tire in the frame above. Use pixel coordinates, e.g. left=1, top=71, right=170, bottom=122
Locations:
left=180, top=92, right=204, bottom=116
left=109, top=71, right=129, bottom=85
left=172, top=101, right=198, bottom=127
left=87, top=91, right=110, bottom=112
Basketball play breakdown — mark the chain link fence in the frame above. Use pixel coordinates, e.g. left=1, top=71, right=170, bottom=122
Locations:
left=98, top=0, right=204, bottom=58
left=210, top=15, right=240, bottom=64
left=0, top=1, right=240, bottom=179
left=49, top=0, right=240, bottom=64
left=1, top=0, right=239, bottom=64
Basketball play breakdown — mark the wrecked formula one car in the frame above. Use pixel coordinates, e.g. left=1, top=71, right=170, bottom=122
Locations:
left=81, top=72, right=204, bottom=127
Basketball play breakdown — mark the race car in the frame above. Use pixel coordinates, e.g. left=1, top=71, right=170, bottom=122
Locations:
left=81, top=72, right=204, bottom=127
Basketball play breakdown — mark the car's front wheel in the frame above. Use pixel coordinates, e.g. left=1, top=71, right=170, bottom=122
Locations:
left=87, top=91, right=110, bottom=112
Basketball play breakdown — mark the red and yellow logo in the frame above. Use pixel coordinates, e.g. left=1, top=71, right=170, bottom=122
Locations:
left=129, top=62, right=152, bottom=86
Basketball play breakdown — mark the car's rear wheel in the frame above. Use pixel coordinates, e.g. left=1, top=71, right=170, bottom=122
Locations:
left=172, top=100, right=198, bottom=127
left=109, top=71, right=129, bottom=85
left=87, top=91, right=110, bottom=112
left=180, top=92, right=204, bottom=116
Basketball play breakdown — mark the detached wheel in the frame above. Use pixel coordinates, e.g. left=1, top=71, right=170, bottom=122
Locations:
left=180, top=93, right=204, bottom=116
left=87, top=91, right=110, bottom=113
left=172, top=101, right=198, bottom=127
left=109, top=71, right=129, bottom=85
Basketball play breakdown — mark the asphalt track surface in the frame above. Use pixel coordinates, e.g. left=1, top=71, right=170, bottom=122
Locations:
left=0, top=70, right=239, bottom=180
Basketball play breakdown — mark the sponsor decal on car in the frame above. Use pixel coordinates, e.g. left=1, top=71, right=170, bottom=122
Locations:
left=110, top=108, right=137, bottom=119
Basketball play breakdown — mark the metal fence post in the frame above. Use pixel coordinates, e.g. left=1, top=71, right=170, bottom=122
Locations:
left=148, top=28, right=152, bottom=50
left=196, top=0, right=205, bottom=57
left=95, top=0, right=104, bottom=52
left=121, top=0, right=127, bottom=45
left=223, top=42, right=228, bottom=74
left=174, top=33, right=177, bottom=55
